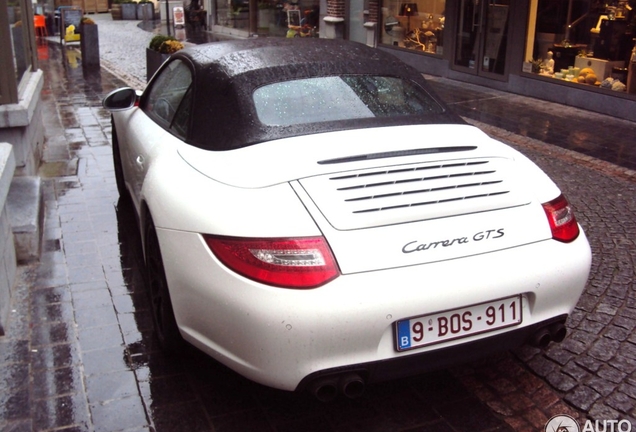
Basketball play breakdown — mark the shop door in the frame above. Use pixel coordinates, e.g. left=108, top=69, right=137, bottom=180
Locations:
left=453, top=0, right=511, bottom=78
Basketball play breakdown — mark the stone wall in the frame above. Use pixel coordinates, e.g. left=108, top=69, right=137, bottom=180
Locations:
left=0, top=143, right=17, bottom=336
left=0, top=69, right=43, bottom=336
left=0, top=70, right=44, bottom=177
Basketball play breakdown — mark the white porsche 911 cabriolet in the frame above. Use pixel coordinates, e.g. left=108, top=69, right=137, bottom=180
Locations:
left=103, top=38, right=591, bottom=401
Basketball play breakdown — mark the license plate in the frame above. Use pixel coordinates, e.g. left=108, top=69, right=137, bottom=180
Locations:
left=395, top=296, right=522, bottom=351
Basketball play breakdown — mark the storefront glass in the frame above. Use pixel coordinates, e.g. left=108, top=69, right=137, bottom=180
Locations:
left=8, top=2, right=28, bottom=83
left=215, top=0, right=319, bottom=37
left=2, top=0, right=38, bottom=104
left=380, top=0, right=446, bottom=55
left=525, top=0, right=636, bottom=94
left=281, top=1, right=319, bottom=37
left=454, top=0, right=510, bottom=76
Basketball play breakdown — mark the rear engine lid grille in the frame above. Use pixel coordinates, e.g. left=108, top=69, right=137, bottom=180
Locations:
left=298, top=158, right=529, bottom=230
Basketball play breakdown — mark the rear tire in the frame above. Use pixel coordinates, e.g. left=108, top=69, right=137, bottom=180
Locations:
left=145, top=217, right=183, bottom=351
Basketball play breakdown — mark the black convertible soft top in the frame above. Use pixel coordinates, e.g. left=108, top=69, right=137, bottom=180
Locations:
left=156, top=38, right=464, bottom=151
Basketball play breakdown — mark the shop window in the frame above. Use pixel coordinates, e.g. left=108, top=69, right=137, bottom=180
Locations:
left=214, top=0, right=249, bottom=29
left=380, top=0, right=446, bottom=55
left=1, top=0, right=38, bottom=105
left=525, top=0, right=636, bottom=94
left=214, top=0, right=319, bottom=37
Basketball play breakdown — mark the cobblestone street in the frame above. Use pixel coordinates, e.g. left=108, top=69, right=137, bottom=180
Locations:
left=453, top=118, right=636, bottom=429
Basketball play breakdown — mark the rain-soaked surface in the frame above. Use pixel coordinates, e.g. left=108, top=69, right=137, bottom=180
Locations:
left=428, top=78, right=636, bottom=172
left=1, top=23, right=636, bottom=432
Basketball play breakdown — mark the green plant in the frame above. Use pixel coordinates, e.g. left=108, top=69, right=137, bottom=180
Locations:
left=149, top=34, right=173, bottom=51
left=111, top=0, right=124, bottom=4
left=149, top=35, right=184, bottom=53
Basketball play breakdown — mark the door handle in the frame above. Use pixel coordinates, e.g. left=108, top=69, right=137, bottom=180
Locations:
left=135, top=155, right=144, bottom=170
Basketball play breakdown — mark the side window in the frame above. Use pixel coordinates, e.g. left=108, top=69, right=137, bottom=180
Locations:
left=144, top=60, right=193, bottom=135
left=171, top=87, right=193, bottom=137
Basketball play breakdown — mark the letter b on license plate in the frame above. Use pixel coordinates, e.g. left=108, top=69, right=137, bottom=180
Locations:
left=396, top=296, right=522, bottom=351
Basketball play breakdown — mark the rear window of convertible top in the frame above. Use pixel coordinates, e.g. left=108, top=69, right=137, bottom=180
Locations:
left=252, top=75, right=445, bottom=127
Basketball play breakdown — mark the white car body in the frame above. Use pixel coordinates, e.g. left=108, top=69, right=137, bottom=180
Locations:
left=105, top=38, right=591, bottom=398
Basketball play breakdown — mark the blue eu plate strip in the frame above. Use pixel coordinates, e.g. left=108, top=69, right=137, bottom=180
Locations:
left=397, top=320, right=411, bottom=350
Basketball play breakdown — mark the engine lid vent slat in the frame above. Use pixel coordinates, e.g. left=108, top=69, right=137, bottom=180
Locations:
left=299, top=159, right=527, bottom=230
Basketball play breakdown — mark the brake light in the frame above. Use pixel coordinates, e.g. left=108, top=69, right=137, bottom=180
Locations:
left=203, top=235, right=340, bottom=289
left=542, top=194, right=580, bottom=243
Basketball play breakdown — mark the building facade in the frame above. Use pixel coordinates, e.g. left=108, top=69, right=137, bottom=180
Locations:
left=205, top=0, right=635, bottom=121
left=1, top=0, right=45, bottom=334
left=2, top=0, right=44, bottom=176
left=358, top=0, right=636, bottom=122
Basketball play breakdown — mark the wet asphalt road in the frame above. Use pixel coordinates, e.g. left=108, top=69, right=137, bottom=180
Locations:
left=1, top=21, right=636, bottom=431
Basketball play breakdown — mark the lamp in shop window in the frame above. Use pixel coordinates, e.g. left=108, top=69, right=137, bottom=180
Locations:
left=399, top=3, right=418, bottom=35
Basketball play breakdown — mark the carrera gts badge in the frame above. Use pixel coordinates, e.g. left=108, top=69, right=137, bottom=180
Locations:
left=402, top=229, right=505, bottom=254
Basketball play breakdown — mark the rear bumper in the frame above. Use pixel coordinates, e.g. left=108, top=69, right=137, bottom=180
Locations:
left=296, top=314, right=567, bottom=391
left=158, top=226, right=590, bottom=391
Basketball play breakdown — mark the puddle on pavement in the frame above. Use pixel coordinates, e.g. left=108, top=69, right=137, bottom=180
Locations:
left=39, top=159, right=79, bottom=178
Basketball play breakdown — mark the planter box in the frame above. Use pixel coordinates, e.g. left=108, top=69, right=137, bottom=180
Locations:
left=80, top=24, right=100, bottom=68
left=137, top=3, right=155, bottom=21
left=146, top=48, right=170, bottom=81
left=121, top=3, right=137, bottom=20
left=111, top=3, right=122, bottom=20
left=82, top=0, right=108, bottom=12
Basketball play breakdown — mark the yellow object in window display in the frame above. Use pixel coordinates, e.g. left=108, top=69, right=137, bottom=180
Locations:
left=577, top=68, right=599, bottom=85
left=65, top=24, right=80, bottom=42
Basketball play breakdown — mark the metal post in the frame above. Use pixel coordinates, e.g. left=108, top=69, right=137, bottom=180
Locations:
left=165, top=0, right=172, bottom=35
left=249, top=0, right=257, bottom=36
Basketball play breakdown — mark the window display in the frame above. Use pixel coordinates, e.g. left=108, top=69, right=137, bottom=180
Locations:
left=525, top=0, right=636, bottom=94
left=381, top=0, right=446, bottom=55
left=3, top=0, right=40, bottom=105
left=214, top=0, right=318, bottom=36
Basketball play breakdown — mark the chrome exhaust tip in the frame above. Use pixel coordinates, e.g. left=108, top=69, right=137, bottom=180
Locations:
left=339, top=373, right=365, bottom=399
left=309, top=378, right=338, bottom=402
left=549, top=322, right=567, bottom=343
left=529, top=327, right=552, bottom=349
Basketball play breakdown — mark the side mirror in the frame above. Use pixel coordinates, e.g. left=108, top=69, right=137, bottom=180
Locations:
left=102, top=87, right=139, bottom=111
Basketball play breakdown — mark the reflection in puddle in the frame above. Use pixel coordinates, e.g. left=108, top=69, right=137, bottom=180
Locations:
left=65, top=47, right=80, bottom=68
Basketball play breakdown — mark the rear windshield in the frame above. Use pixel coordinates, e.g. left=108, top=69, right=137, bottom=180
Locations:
left=253, top=76, right=445, bottom=127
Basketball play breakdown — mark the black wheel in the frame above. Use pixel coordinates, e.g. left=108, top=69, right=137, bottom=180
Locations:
left=145, top=217, right=183, bottom=351
left=111, top=116, right=127, bottom=197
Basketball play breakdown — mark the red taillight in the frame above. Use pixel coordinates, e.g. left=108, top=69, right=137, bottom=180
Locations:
left=542, top=194, right=580, bottom=243
left=203, top=235, right=340, bottom=289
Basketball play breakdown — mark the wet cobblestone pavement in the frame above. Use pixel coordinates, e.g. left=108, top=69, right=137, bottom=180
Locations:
left=428, top=77, right=636, bottom=173
left=1, top=30, right=636, bottom=431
